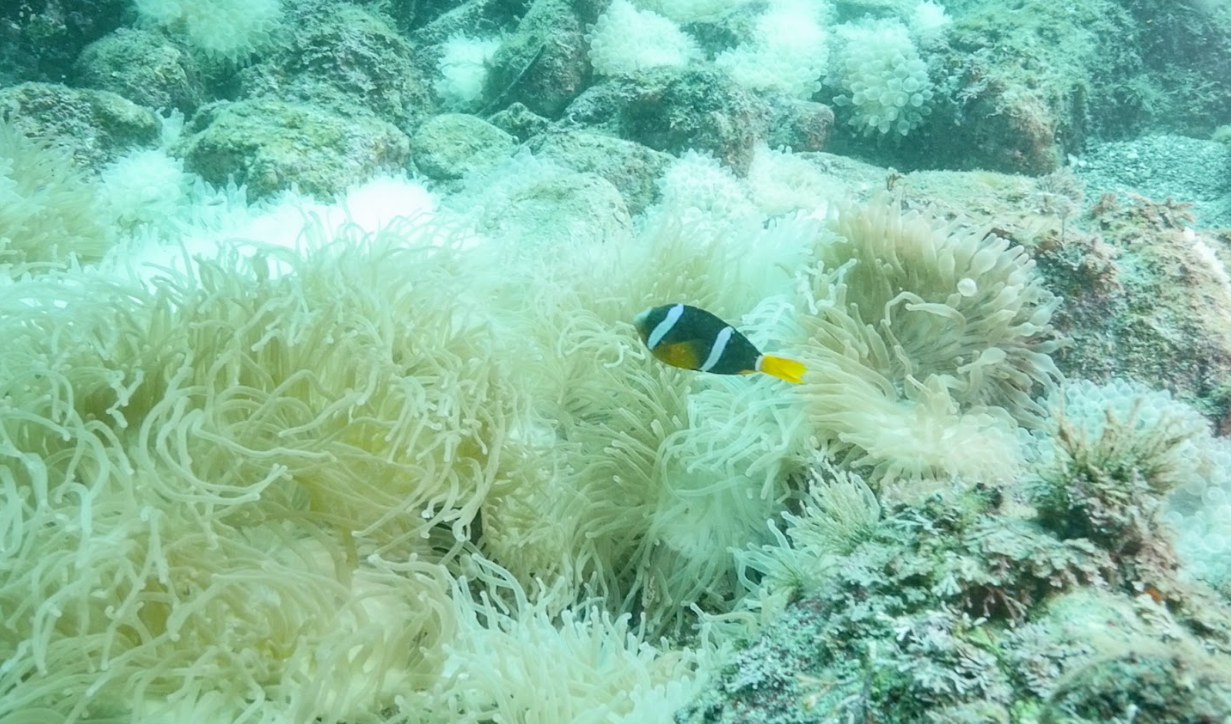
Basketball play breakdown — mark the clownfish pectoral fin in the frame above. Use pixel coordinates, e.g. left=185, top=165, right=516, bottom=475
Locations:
left=758, top=355, right=807, bottom=384
left=654, top=341, right=702, bottom=371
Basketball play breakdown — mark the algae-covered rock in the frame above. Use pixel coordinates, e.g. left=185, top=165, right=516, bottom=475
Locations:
left=763, top=97, right=834, bottom=154
left=528, top=129, right=672, bottom=214
left=625, top=68, right=763, bottom=174
left=411, top=113, right=517, bottom=181
left=75, top=28, right=205, bottom=115
left=566, top=68, right=767, bottom=174
left=0, top=82, right=159, bottom=168
left=237, top=1, right=432, bottom=130
left=679, top=468, right=1231, bottom=724
left=0, top=0, right=126, bottom=83
left=1044, top=193, right=1231, bottom=424
left=923, top=0, right=1135, bottom=175
left=483, top=0, right=589, bottom=118
left=487, top=101, right=553, bottom=142
left=177, top=98, right=410, bottom=200
left=447, top=159, right=634, bottom=249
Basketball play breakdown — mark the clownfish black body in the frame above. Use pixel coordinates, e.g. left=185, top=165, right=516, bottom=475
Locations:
left=633, top=303, right=806, bottom=384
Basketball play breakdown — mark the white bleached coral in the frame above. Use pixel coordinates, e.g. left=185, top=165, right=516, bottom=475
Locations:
left=819, top=195, right=1062, bottom=422
left=589, top=0, right=700, bottom=76
left=0, top=216, right=527, bottom=720
left=909, top=0, right=952, bottom=47
left=435, top=34, right=502, bottom=110
left=635, top=0, right=752, bottom=22
left=0, top=120, right=114, bottom=271
left=714, top=0, right=831, bottom=98
left=100, top=148, right=191, bottom=232
left=833, top=19, right=934, bottom=136
left=2, top=121, right=1078, bottom=721
left=418, top=556, right=707, bottom=723
left=783, top=195, right=1061, bottom=482
left=133, top=0, right=282, bottom=62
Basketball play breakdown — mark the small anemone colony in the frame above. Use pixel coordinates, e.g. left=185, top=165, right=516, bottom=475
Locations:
left=4, top=132, right=1231, bottom=723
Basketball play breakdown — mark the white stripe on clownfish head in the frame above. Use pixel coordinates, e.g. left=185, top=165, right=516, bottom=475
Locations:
left=699, top=325, right=734, bottom=372
left=647, top=303, right=684, bottom=349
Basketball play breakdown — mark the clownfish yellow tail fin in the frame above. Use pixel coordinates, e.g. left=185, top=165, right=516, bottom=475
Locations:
left=758, top=355, right=807, bottom=384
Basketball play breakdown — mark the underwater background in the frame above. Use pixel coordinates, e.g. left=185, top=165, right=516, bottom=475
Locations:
left=3, top=0, right=1231, bottom=722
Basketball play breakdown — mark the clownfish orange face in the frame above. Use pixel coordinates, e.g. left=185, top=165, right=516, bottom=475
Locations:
left=634, top=303, right=806, bottom=384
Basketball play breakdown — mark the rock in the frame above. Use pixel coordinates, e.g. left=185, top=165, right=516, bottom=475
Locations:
left=177, top=98, right=410, bottom=200
left=411, top=112, right=517, bottom=181
left=0, top=82, right=159, bottom=168
left=75, top=28, right=204, bottom=115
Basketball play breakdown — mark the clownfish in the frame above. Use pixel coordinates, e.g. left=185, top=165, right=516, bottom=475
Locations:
left=633, top=303, right=807, bottom=384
